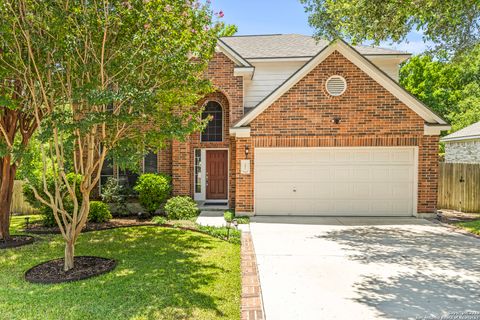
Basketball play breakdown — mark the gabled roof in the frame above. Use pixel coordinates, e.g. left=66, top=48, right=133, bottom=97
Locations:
left=233, top=39, right=448, bottom=128
left=220, top=34, right=410, bottom=60
left=216, top=39, right=252, bottom=67
left=441, top=121, right=480, bottom=142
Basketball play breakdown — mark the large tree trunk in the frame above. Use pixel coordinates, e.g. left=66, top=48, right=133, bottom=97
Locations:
left=0, top=157, right=16, bottom=241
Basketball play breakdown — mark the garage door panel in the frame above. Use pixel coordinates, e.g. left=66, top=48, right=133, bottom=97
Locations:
left=256, top=182, right=296, bottom=199
left=256, top=199, right=294, bottom=215
left=255, top=147, right=416, bottom=216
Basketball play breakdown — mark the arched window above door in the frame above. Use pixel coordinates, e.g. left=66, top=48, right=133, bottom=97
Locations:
left=201, top=101, right=223, bottom=142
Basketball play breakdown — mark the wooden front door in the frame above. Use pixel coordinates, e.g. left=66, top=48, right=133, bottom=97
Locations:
left=206, top=150, right=228, bottom=199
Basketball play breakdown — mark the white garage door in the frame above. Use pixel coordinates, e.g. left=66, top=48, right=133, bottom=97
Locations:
left=254, top=147, right=417, bottom=216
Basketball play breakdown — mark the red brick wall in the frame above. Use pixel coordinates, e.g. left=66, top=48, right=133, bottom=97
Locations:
left=239, top=50, right=439, bottom=214
left=234, top=137, right=254, bottom=213
left=158, top=142, right=172, bottom=176
left=171, top=53, right=244, bottom=204
left=418, top=135, right=440, bottom=213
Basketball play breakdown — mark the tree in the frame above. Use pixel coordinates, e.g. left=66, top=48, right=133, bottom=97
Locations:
left=399, top=45, right=480, bottom=132
left=301, top=0, right=480, bottom=54
left=1, top=0, right=224, bottom=271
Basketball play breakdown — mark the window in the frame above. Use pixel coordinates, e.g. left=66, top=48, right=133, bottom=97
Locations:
left=100, top=156, right=114, bottom=193
left=201, top=101, right=223, bottom=142
left=118, top=168, right=140, bottom=191
left=194, top=149, right=202, bottom=193
left=144, top=151, right=158, bottom=173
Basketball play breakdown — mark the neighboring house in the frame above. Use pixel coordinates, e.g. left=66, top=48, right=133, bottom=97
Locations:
left=102, top=34, right=450, bottom=217
left=441, top=121, right=480, bottom=163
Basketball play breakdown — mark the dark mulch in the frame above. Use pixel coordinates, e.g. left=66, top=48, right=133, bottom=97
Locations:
left=437, top=209, right=480, bottom=223
left=24, top=218, right=156, bottom=235
left=0, top=235, right=35, bottom=249
left=25, top=256, right=117, bottom=284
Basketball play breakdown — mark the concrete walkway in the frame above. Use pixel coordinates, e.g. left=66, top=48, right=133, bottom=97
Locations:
left=196, top=210, right=226, bottom=227
left=250, top=217, right=480, bottom=320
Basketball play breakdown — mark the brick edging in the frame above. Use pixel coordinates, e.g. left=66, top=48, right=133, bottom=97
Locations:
left=241, top=232, right=265, bottom=320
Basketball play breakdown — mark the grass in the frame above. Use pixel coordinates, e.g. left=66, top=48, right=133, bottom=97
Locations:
left=456, top=219, right=480, bottom=236
left=151, top=218, right=241, bottom=245
left=1, top=215, right=241, bottom=320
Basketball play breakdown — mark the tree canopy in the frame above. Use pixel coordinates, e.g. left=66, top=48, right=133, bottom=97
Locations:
left=301, top=0, right=480, bottom=54
left=0, top=0, right=227, bottom=269
left=400, top=45, right=480, bottom=132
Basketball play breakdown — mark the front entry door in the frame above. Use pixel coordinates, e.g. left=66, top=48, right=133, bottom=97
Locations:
left=206, top=150, right=228, bottom=200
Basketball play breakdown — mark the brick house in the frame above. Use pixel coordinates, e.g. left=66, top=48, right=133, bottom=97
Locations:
left=102, top=34, right=450, bottom=217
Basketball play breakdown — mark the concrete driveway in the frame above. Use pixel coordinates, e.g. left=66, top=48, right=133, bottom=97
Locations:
left=250, top=217, right=480, bottom=320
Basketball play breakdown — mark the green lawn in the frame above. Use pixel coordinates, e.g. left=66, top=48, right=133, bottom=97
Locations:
left=1, top=216, right=241, bottom=320
left=456, top=219, right=480, bottom=236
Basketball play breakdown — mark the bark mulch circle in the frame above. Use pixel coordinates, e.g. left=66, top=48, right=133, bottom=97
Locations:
left=0, top=235, right=35, bottom=250
left=25, top=256, right=117, bottom=284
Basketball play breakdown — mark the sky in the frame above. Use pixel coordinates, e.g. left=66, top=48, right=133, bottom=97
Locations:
left=209, top=0, right=431, bottom=55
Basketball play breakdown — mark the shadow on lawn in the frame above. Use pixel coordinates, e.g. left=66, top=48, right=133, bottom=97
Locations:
left=318, top=227, right=480, bottom=319
left=4, top=226, right=239, bottom=320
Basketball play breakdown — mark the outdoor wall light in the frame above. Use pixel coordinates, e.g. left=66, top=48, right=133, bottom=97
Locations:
left=245, top=145, right=249, bottom=158
left=332, top=117, right=341, bottom=124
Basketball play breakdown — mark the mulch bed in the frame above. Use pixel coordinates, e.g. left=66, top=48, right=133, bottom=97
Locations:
left=24, top=218, right=156, bottom=235
left=0, top=235, right=35, bottom=249
left=25, top=256, right=117, bottom=284
left=437, top=209, right=480, bottom=223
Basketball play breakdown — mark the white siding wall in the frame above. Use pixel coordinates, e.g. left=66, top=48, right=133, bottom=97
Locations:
left=367, top=57, right=401, bottom=81
left=243, top=57, right=402, bottom=109
left=244, top=61, right=306, bottom=109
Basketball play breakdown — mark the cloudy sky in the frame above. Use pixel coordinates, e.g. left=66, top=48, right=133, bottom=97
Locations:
left=210, top=0, right=431, bottom=55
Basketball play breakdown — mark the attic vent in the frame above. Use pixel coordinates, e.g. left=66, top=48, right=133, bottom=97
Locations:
left=326, top=75, right=347, bottom=96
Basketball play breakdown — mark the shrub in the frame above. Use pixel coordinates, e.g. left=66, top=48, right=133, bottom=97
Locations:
left=164, top=196, right=199, bottom=220
left=224, top=211, right=234, bottom=223
left=235, top=216, right=250, bottom=224
left=134, top=174, right=171, bottom=214
left=88, top=201, right=112, bottom=223
left=151, top=216, right=167, bottom=225
left=100, top=177, right=128, bottom=216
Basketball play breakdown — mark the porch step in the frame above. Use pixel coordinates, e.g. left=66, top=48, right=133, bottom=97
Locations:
left=197, top=201, right=229, bottom=212
left=196, top=211, right=227, bottom=227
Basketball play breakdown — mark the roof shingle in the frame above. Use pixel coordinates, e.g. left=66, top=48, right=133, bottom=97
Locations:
left=220, top=34, right=409, bottom=59
left=441, top=121, right=480, bottom=142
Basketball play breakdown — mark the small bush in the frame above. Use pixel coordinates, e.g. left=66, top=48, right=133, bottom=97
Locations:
left=151, top=216, right=167, bottom=225
left=235, top=216, right=250, bottom=224
left=88, top=201, right=112, bottom=223
left=134, top=174, right=171, bottom=214
left=164, top=196, right=199, bottom=220
left=224, top=211, right=234, bottom=223
left=101, top=177, right=128, bottom=216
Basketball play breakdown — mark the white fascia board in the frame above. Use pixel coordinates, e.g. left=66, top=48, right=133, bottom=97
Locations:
left=234, top=67, right=255, bottom=78
left=229, top=127, right=251, bottom=138
left=441, top=135, right=480, bottom=142
left=216, top=40, right=251, bottom=67
left=234, top=39, right=447, bottom=128
left=424, top=124, right=451, bottom=135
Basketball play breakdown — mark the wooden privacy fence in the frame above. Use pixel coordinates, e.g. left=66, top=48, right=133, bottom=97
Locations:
left=10, top=180, right=37, bottom=215
left=438, top=163, right=480, bottom=213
